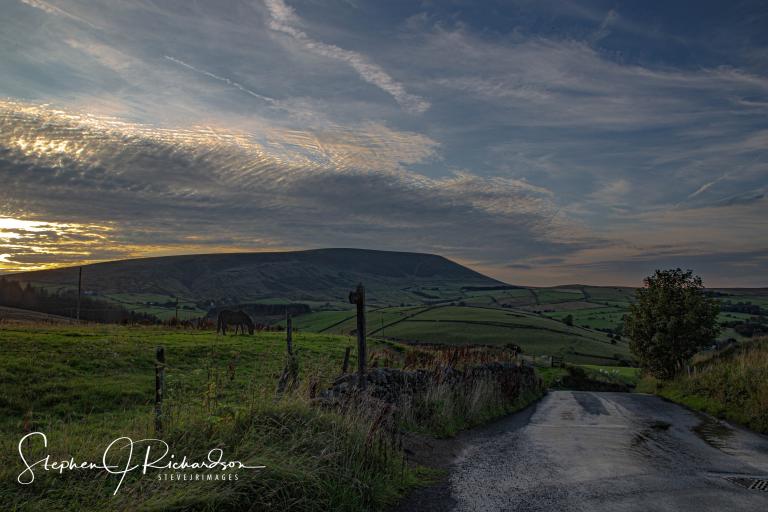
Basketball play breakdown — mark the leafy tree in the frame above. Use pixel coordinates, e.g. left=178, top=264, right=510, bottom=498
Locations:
left=625, top=268, right=720, bottom=379
left=562, top=314, right=574, bottom=326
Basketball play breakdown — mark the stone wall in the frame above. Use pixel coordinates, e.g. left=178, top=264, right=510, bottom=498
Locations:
left=319, top=362, right=542, bottom=404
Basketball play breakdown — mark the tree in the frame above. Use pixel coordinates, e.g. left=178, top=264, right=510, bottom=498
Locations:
left=562, top=314, right=574, bottom=326
left=625, top=268, right=720, bottom=379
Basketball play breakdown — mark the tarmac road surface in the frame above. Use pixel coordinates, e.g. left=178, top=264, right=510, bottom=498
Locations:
left=399, top=391, right=768, bottom=511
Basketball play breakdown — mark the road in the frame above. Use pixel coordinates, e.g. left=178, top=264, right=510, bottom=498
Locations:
left=399, top=391, right=768, bottom=511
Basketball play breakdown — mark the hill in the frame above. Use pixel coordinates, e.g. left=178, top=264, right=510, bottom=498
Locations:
left=0, top=305, right=75, bottom=324
left=3, top=248, right=505, bottom=316
left=4, top=250, right=766, bottom=360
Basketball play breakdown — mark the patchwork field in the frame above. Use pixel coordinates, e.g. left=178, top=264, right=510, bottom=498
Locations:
left=290, top=285, right=768, bottom=366
left=295, top=304, right=631, bottom=365
left=4, top=268, right=766, bottom=368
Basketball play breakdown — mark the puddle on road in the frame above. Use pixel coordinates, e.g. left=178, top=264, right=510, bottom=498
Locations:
left=572, top=392, right=610, bottom=415
left=693, top=416, right=734, bottom=450
left=630, top=419, right=681, bottom=462
left=650, top=421, right=671, bottom=431
left=632, top=422, right=670, bottom=450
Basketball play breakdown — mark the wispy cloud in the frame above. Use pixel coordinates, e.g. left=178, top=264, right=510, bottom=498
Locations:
left=687, top=173, right=731, bottom=200
left=591, top=8, right=619, bottom=43
left=262, top=0, right=430, bottom=114
left=0, top=101, right=572, bottom=272
left=18, top=0, right=99, bottom=29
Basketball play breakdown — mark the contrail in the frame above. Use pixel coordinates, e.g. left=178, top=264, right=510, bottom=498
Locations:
left=262, top=0, right=430, bottom=114
left=164, top=55, right=277, bottom=105
left=19, top=0, right=100, bottom=29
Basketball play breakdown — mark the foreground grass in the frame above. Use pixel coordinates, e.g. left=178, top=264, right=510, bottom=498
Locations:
left=638, top=338, right=768, bottom=434
left=0, top=323, right=540, bottom=511
left=3, top=395, right=420, bottom=511
left=0, top=325, right=413, bottom=510
left=0, top=324, right=370, bottom=432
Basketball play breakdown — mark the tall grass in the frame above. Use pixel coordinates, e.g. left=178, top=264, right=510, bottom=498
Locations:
left=2, top=381, right=417, bottom=511
left=649, top=337, right=768, bottom=434
left=396, top=345, right=541, bottom=436
left=398, top=375, right=539, bottom=437
left=0, top=325, right=541, bottom=511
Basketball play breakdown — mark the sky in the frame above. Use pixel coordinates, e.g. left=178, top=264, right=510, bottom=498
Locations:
left=0, top=0, right=767, bottom=287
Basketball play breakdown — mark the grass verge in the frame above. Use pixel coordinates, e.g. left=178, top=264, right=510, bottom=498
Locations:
left=637, top=337, right=768, bottom=434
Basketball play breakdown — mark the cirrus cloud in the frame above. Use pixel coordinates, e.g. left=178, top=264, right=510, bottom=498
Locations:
left=0, top=100, right=577, bottom=272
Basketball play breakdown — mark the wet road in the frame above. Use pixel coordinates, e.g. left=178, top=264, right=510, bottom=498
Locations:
left=405, top=391, right=768, bottom=511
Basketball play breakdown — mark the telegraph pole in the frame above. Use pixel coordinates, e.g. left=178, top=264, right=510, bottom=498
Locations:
left=76, top=266, right=82, bottom=322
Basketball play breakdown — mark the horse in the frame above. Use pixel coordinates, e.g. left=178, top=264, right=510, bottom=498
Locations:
left=216, top=310, right=255, bottom=335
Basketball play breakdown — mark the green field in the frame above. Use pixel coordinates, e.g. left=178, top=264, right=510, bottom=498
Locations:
left=296, top=305, right=631, bottom=365
left=0, top=324, right=418, bottom=511
left=291, top=309, right=358, bottom=332
left=580, top=365, right=641, bottom=385
left=536, top=364, right=640, bottom=389
left=291, top=284, right=768, bottom=366
left=0, top=325, right=381, bottom=433
left=532, top=288, right=585, bottom=303
left=0, top=322, right=547, bottom=511
left=542, top=306, right=626, bottom=330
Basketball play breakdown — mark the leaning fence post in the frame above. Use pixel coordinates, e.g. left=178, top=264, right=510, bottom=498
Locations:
left=348, top=283, right=367, bottom=390
left=155, top=346, right=165, bottom=434
left=276, top=314, right=298, bottom=397
left=341, top=346, right=351, bottom=375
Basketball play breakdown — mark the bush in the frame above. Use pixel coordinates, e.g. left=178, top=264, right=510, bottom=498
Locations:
left=625, top=269, right=719, bottom=379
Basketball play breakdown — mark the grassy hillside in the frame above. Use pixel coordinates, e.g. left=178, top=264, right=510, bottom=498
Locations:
left=4, top=249, right=504, bottom=316
left=4, top=251, right=767, bottom=343
left=638, top=338, right=768, bottom=434
left=0, top=305, right=75, bottom=324
left=1, top=325, right=397, bottom=510
left=0, top=323, right=544, bottom=511
left=0, top=325, right=368, bottom=430
left=295, top=304, right=632, bottom=365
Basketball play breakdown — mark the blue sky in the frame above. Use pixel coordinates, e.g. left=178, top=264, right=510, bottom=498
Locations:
left=0, top=0, right=766, bottom=286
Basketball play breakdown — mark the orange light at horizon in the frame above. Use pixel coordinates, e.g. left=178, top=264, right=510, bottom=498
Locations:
left=0, top=217, right=115, bottom=273
left=0, top=216, right=293, bottom=274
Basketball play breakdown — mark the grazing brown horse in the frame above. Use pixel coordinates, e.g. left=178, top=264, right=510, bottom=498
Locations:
left=216, top=310, right=255, bottom=335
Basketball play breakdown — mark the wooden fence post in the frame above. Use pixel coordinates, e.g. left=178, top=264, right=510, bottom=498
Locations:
left=341, top=346, right=351, bottom=374
left=348, top=283, right=366, bottom=390
left=155, top=346, right=165, bottom=434
left=286, top=312, right=293, bottom=355
left=276, top=314, right=298, bottom=397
